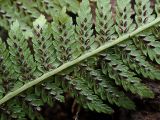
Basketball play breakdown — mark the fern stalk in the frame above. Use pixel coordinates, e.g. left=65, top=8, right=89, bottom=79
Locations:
left=0, top=17, right=160, bottom=105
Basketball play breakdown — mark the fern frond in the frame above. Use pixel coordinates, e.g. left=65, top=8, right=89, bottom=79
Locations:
left=32, top=15, right=64, bottom=106
left=101, top=53, right=154, bottom=98
left=52, top=8, right=80, bottom=64
left=1, top=95, right=43, bottom=120
left=7, top=21, right=35, bottom=83
left=58, top=0, right=80, bottom=13
left=30, top=0, right=60, bottom=18
left=32, top=15, right=55, bottom=75
left=0, top=0, right=80, bottom=30
left=155, top=0, right=160, bottom=16
left=0, top=6, right=14, bottom=29
left=134, top=0, right=155, bottom=26
left=19, top=94, right=44, bottom=120
left=76, top=0, right=97, bottom=52
left=3, top=21, right=45, bottom=119
left=0, top=7, right=160, bottom=107
left=86, top=68, right=135, bottom=109
left=0, top=39, right=12, bottom=96
left=0, top=0, right=34, bottom=30
left=64, top=75, right=114, bottom=114
left=1, top=0, right=160, bottom=118
left=4, top=98, right=26, bottom=119
left=118, top=42, right=160, bottom=80
left=11, top=0, right=39, bottom=24
left=95, top=0, right=115, bottom=44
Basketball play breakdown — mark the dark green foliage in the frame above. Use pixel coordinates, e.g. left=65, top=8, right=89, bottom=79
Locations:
left=0, top=0, right=160, bottom=119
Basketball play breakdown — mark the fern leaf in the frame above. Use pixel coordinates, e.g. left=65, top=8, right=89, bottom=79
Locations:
left=33, top=15, right=55, bottom=75
left=5, top=21, right=45, bottom=119
left=0, top=6, right=160, bottom=106
left=101, top=53, right=154, bottom=98
left=0, top=5, right=14, bottom=29
left=134, top=0, right=155, bottom=26
left=1, top=1, right=160, bottom=117
left=33, top=15, right=64, bottom=105
left=155, top=0, right=160, bottom=16
left=87, top=68, right=135, bottom=109
left=0, top=39, right=34, bottom=119
left=58, top=0, right=80, bottom=13
left=52, top=8, right=80, bottom=64
left=64, top=76, right=114, bottom=114
left=0, top=0, right=34, bottom=30
left=5, top=99, right=26, bottom=119
left=76, top=0, right=97, bottom=52
left=0, top=39, right=13, bottom=97
left=95, top=0, right=115, bottom=44
left=0, top=0, right=79, bottom=30
left=31, top=0, right=60, bottom=18
left=11, top=0, right=39, bottom=24
left=118, top=42, right=160, bottom=80
left=7, top=21, right=35, bottom=83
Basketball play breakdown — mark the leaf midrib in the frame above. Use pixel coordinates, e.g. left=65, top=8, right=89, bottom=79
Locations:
left=0, top=17, right=160, bottom=105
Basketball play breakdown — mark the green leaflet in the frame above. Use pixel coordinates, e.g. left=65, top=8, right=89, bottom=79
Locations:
left=33, top=15, right=56, bottom=74
left=4, top=20, right=45, bottom=119
left=52, top=7, right=81, bottom=63
left=32, top=14, right=64, bottom=107
left=1, top=0, right=160, bottom=118
left=134, top=0, right=155, bottom=26
left=95, top=0, right=115, bottom=44
left=120, top=43, right=160, bottom=80
left=63, top=75, right=114, bottom=114
left=79, top=66, right=136, bottom=110
left=101, top=53, right=154, bottom=98
left=76, top=0, right=97, bottom=52
left=7, top=21, right=36, bottom=90
left=156, top=0, right=160, bottom=16
left=0, top=39, right=12, bottom=98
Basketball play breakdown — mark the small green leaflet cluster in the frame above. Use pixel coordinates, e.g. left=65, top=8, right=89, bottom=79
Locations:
left=0, top=0, right=160, bottom=119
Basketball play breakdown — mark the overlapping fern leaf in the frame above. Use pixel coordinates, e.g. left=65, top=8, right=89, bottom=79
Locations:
left=0, top=0, right=160, bottom=119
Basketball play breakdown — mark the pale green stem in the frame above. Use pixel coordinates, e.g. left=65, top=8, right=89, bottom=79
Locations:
left=0, top=17, right=160, bottom=105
